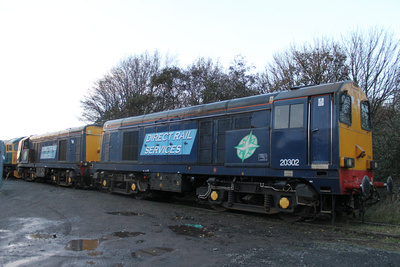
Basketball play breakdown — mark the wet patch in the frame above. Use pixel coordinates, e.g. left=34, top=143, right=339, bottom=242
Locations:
left=169, top=224, right=216, bottom=238
left=65, top=232, right=145, bottom=253
left=111, top=231, right=144, bottom=238
left=87, top=251, right=104, bottom=256
left=65, top=239, right=100, bottom=251
left=27, top=233, right=57, bottom=239
left=132, top=247, right=174, bottom=258
left=106, top=211, right=143, bottom=216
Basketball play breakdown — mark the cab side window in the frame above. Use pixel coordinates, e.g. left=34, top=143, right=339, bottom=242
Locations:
left=274, top=104, right=304, bottom=129
left=274, top=105, right=289, bottom=129
left=361, top=101, right=372, bottom=131
left=339, top=92, right=352, bottom=125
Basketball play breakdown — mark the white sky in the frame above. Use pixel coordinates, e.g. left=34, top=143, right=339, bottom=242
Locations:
left=0, top=0, right=399, bottom=140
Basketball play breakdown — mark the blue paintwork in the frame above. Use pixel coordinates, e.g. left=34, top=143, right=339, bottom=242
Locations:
left=67, top=138, right=77, bottom=162
left=109, top=132, right=120, bottom=162
left=271, top=98, right=308, bottom=169
left=225, top=128, right=270, bottom=167
left=310, top=94, right=332, bottom=164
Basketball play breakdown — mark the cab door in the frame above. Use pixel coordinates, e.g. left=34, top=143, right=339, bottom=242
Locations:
left=310, top=95, right=332, bottom=165
left=67, top=138, right=76, bottom=162
left=271, top=98, right=308, bottom=169
left=109, top=132, right=120, bottom=162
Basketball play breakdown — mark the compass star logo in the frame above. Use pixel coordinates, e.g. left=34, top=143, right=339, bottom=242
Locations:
left=235, top=131, right=260, bottom=162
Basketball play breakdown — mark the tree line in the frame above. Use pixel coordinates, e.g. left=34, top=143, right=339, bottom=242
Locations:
left=81, top=53, right=261, bottom=123
left=81, top=26, right=400, bottom=180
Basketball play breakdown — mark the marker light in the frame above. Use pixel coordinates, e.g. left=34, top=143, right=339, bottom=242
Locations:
left=340, top=157, right=355, bottom=168
left=367, top=160, right=378, bottom=170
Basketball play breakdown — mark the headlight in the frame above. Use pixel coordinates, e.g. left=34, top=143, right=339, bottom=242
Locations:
left=367, top=160, right=378, bottom=170
left=340, top=157, right=355, bottom=168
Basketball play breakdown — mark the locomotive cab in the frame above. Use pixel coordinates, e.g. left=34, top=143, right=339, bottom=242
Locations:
left=336, top=83, right=391, bottom=212
left=269, top=82, right=390, bottom=219
left=338, top=84, right=375, bottom=191
left=208, top=81, right=389, bottom=220
left=3, top=137, right=25, bottom=178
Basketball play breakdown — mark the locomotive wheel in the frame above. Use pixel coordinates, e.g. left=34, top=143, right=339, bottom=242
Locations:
left=279, top=206, right=308, bottom=222
left=101, top=179, right=112, bottom=194
left=210, top=204, right=227, bottom=212
left=134, top=192, right=147, bottom=200
left=279, top=213, right=305, bottom=222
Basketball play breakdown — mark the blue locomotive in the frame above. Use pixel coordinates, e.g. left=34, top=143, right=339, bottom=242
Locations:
left=91, top=81, right=392, bottom=220
left=17, top=125, right=102, bottom=187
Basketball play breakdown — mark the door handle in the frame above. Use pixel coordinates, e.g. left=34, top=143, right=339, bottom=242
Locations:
left=312, top=128, right=319, bottom=133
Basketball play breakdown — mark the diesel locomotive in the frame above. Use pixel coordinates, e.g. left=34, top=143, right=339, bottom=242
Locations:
left=2, top=137, right=25, bottom=178
left=17, top=125, right=102, bottom=186
left=16, top=81, right=393, bottom=221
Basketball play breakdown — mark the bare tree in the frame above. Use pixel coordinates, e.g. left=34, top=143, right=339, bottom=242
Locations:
left=150, top=66, right=186, bottom=112
left=81, top=51, right=174, bottom=123
left=342, top=27, right=400, bottom=121
left=224, top=55, right=259, bottom=99
left=80, top=73, right=122, bottom=123
left=260, top=38, right=350, bottom=92
left=182, top=57, right=227, bottom=105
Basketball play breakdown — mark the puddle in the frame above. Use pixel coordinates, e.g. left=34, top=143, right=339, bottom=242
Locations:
left=27, top=233, right=57, bottom=239
left=106, top=211, right=143, bottom=216
left=132, top=247, right=174, bottom=258
left=65, top=232, right=145, bottom=252
left=65, top=239, right=100, bottom=251
left=169, top=225, right=215, bottom=238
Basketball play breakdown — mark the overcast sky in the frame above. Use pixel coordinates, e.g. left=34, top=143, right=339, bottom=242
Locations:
left=0, top=0, right=399, bottom=140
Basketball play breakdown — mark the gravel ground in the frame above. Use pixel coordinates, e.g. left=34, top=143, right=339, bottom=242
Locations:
left=0, top=179, right=399, bottom=267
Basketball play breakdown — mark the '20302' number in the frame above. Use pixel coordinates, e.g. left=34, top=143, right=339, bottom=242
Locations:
left=280, top=159, right=300, bottom=167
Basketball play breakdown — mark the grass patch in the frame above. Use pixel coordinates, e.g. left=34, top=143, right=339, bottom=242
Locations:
left=333, top=195, right=400, bottom=237
left=364, top=196, right=400, bottom=224
left=337, top=220, right=400, bottom=236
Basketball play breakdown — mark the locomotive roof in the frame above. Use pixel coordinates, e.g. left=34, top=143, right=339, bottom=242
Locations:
left=274, top=80, right=351, bottom=100
left=30, top=124, right=101, bottom=141
left=104, top=80, right=354, bottom=131
left=104, top=92, right=279, bottom=130
left=3, top=136, right=26, bottom=145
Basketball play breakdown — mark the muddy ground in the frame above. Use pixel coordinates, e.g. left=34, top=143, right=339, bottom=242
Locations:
left=0, top=179, right=399, bottom=267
